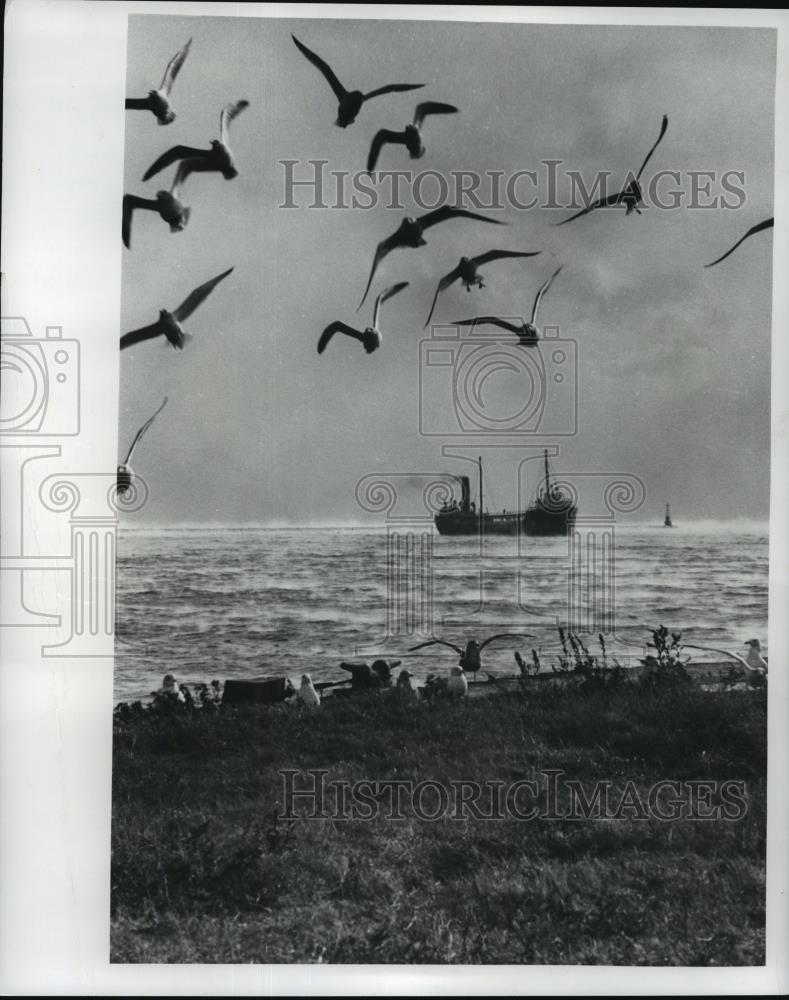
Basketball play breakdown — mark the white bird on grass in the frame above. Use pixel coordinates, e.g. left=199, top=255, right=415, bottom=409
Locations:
left=447, top=666, right=468, bottom=698
left=298, top=673, right=321, bottom=708
left=125, top=37, right=192, bottom=125
left=117, top=397, right=167, bottom=496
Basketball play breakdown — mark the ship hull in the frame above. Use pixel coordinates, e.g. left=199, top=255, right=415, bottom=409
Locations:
left=435, top=506, right=576, bottom=537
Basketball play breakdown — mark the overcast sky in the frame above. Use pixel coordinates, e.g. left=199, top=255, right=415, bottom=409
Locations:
left=119, top=14, right=774, bottom=525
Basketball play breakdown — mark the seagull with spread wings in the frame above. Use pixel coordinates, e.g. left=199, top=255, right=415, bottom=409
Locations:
left=120, top=267, right=234, bottom=351
left=116, top=397, right=168, bottom=496
left=358, top=206, right=506, bottom=310
left=556, top=115, right=668, bottom=225
left=409, top=633, right=535, bottom=681
left=318, top=281, right=408, bottom=356
left=292, top=33, right=424, bottom=128
left=366, top=101, right=459, bottom=172
left=453, top=264, right=563, bottom=346
left=705, top=217, right=774, bottom=267
left=122, top=168, right=192, bottom=249
left=141, top=100, right=250, bottom=182
left=125, top=37, right=192, bottom=125
left=424, top=249, right=542, bottom=329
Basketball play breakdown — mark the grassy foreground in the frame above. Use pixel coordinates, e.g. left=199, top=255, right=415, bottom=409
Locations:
left=111, top=678, right=766, bottom=965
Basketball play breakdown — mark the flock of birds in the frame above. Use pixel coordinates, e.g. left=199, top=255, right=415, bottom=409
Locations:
left=117, top=30, right=775, bottom=493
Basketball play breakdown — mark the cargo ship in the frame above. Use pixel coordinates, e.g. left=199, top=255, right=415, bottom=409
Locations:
left=435, top=451, right=577, bottom=537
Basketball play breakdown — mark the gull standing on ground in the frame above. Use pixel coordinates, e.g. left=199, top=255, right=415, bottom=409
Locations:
left=409, top=633, right=535, bottom=681
left=358, top=206, right=505, bottom=309
left=292, top=34, right=424, bottom=128
left=142, top=100, right=251, bottom=182
left=705, top=218, right=774, bottom=267
left=117, top=397, right=167, bottom=496
left=453, top=265, right=564, bottom=346
left=447, top=666, right=469, bottom=698
left=424, top=250, right=542, bottom=329
left=556, top=115, right=669, bottom=225
left=366, top=101, right=459, bottom=171
left=125, top=37, right=192, bottom=124
left=298, top=674, right=321, bottom=708
left=318, top=281, right=408, bottom=355
left=120, top=267, right=234, bottom=351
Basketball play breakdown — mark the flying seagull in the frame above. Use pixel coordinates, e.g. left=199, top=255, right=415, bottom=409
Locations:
left=142, top=100, right=250, bottom=182
left=116, top=397, right=167, bottom=496
left=122, top=168, right=191, bottom=249
left=318, top=281, right=408, bottom=355
left=358, top=206, right=505, bottom=310
left=705, top=217, right=774, bottom=267
left=409, top=633, right=535, bottom=681
left=556, top=115, right=669, bottom=225
left=366, top=101, right=459, bottom=172
left=120, top=267, right=234, bottom=351
left=124, top=37, right=192, bottom=125
left=424, top=250, right=541, bottom=329
left=453, top=264, right=563, bottom=346
left=292, top=33, right=424, bottom=128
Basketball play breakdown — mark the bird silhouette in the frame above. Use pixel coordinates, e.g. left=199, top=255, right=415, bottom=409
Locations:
left=453, top=264, right=563, bottom=345
left=292, top=34, right=424, bottom=128
left=125, top=37, right=192, bottom=124
left=142, top=100, right=250, bottom=182
left=117, top=397, right=167, bottom=496
left=318, top=281, right=408, bottom=355
left=424, top=249, right=541, bottom=328
left=705, top=217, right=774, bottom=267
left=358, top=206, right=505, bottom=310
left=120, top=267, right=234, bottom=351
left=409, top=633, right=535, bottom=681
left=122, top=167, right=192, bottom=249
left=366, top=101, right=459, bottom=171
left=556, top=115, right=668, bottom=225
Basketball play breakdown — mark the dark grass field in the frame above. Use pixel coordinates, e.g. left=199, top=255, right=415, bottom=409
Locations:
left=111, top=677, right=766, bottom=964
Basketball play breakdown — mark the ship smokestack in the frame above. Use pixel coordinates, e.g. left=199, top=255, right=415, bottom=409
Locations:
left=459, top=476, right=471, bottom=513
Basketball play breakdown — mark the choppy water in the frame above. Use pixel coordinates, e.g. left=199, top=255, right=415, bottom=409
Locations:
left=114, top=522, right=768, bottom=702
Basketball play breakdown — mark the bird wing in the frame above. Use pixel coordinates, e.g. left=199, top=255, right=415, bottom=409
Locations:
left=123, top=397, right=168, bottom=465
left=452, top=316, right=523, bottom=333
left=120, top=322, right=163, bottom=351
left=291, top=34, right=347, bottom=100
left=413, top=101, right=458, bottom=126
left=423, top=265, right=463, bottom=329
left=530, top=264, right=563, bottom=324
left=366, top=129, right=408, bottom=172
left=220, top=99, right=250, bottom=146
left=408, top=639, right=463, bottom=654
left=635, top=114, right=669, bottom=180
left=683, top=645, right=752, bottom=669
left=125, top=96, right=152, bottom=111
left=419, top=205, right=506, bottom=232
left=173, top=267, right=234, bottom=322
left=555, top=191, right=624, bottom=226
left=357, top=231, right=402, bottom=310
left=317, top=322, right=364, bottom=354
left=373, top=281, right=409, bottom=329
left=472, top=249, right=541, bottom=267
left=705, top=217, right=774, bottom=268
left=363, top=83, right=425, bottom=101
left=142, top=145, right=208, bottom=182
left=478, top=633, right=536, bottom=651
left=159, top=37, right=192, bottom=95
left=122, top=194, right=158, bottom=248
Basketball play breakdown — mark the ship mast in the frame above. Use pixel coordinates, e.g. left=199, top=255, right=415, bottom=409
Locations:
left=478, top=456, right=483, bottom=518
left=544, top=449, right=550, bottom=497
left=664, top=503, right=673, bottom=528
